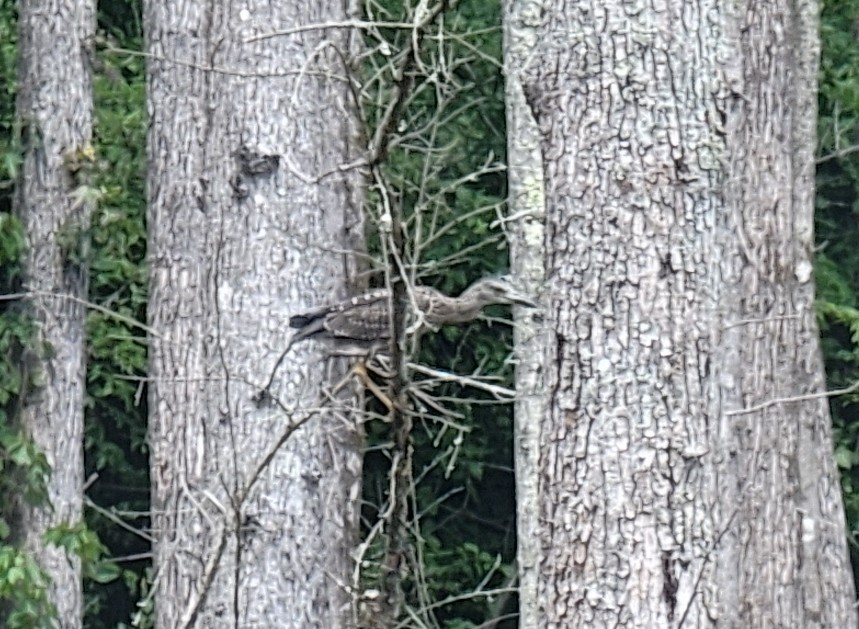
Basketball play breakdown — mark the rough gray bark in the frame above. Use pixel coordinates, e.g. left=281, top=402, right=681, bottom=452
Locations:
left=12, top=1, right=96, bottom=625
left=502, top=2, right=546, bottom=626
left=517, top=0, right=858, bottom=626
left=145, top=2, right=364, bottom=626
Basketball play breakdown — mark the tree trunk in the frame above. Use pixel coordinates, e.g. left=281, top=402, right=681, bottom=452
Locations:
left=12, top=0, right=95, bottom=625
left=145, top=2, right=365, bottom=626
left=502, top=1, right=547, bottom=626
left=517, top=0, right=858, bottom=626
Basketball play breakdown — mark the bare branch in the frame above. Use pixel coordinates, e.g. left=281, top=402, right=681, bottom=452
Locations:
left=408, top=363, right=516, bottom=400
left=245, top=20, right=420, bottom=43
left=816, top=143, right=859, bottom=164
left=0, top=289, right=159, bottom=338
left=726, top=378, right=859, bottom=416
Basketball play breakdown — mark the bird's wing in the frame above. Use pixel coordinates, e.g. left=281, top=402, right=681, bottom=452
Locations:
left=288, top=289, right=393, bottom=340
left=322, top=290, right=391, bottom=342
left=322, top=286, right=442, bottom=340
left=288, top=290, right=380, bottom=327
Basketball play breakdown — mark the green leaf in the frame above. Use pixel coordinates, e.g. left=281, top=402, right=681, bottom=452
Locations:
left=836, top=446, right=855, bottom=470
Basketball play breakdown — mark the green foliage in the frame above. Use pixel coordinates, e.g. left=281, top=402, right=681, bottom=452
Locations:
left=420, top=537, right=511, bottom=626
left=0, top=421, right=51, bottom=506
left=366, top=0, right=507, bottom=285
left=361, top=1, right=518, bottom=625
left=0, top=545, right=55, bottom=629
left=82, top=16, right=149, bottom=627
left=0, top=0, right=17, bottom=207
left=44, top=522, right=119, bottom=584
left=818, top=0, right=859, bottom=587
left=0, top=213, right=24, bottom=270
left=0, top=4, right=59, bottom=624
left=0, top=0, right=148, bottom=624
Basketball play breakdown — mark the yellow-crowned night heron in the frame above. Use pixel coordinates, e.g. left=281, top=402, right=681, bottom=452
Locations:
left=256, top=276, right=538, bottom=406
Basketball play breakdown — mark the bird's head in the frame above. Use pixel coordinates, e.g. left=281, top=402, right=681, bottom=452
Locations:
left=461, top=276, right=539, bottom=309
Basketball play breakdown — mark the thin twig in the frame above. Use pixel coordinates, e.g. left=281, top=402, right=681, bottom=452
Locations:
left=816, top=143, right=859, bottom=164
left=392, top=587, right=519, bottom=628
left=0, top=290, right=159, bottom=337
left=408, top=363, right=516, bottom=399
left=84, top=496, right=155, bottom=543
left=178, top=523, right=231, bottom=629
left=726, top=378, right=859, bottom=416
left=101, top=39, right=348, bottom=81
left=245, top=20, right=420, bottom=43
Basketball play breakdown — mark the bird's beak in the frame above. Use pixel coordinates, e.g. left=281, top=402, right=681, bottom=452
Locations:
left=509, top=291, right=539, bottom=309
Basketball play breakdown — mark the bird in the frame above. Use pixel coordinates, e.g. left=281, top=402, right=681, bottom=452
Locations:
left=289, top=275, right=537, bottom=347
left=255, top=276, right=538, bottom=406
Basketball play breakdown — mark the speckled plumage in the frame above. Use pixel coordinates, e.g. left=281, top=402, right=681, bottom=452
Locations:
left=256, top=277, right=538, bottom=400
left=288, top=277, right=537, bottom=350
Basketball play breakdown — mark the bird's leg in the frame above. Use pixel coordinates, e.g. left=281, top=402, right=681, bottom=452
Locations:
left=328, top=359, right=395, bottom=413
left=352, top=361, right=396, bottom=413
left=326, top=349, right=398, bottom=413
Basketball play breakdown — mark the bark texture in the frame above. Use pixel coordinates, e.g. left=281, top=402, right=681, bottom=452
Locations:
left=13, top=1, right=95, bottom=625
left=145, top=2, right=364, bottom=626
left=519, top=0, right=857, bottom=626
left=502, top=1, right=547, bottom=626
